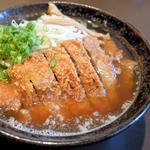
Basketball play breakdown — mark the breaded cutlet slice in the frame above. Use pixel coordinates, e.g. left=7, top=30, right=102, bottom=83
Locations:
left=24, top=52, right=62, bottom=102
left=8, top=52, right=61, bottom=107
left=82, top=36, right=117, bottom=92
left=82, top=36, right=119, bottom=102
left=8, top=63, right=39, bottom=107
left=62, top=40, right=105, bottom=99
left=43, top=47, right=86, bottom=102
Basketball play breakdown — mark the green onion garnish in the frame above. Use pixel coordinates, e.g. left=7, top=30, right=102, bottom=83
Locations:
left=0, top=21, right=43, bottom=81
left=49, top=56, right=58, bottom=69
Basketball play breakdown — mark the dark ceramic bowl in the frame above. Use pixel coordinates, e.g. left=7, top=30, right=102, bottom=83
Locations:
left=0, top=1, right=150, bottom=146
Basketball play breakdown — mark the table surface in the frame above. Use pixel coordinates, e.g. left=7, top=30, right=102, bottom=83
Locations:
left=0, top=0, right=150, bottom=150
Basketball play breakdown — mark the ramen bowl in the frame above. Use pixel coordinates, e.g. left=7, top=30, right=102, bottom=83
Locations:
left=0, top=1, right=149, bottom=146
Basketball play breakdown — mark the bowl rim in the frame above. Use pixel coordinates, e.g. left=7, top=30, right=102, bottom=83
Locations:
left=0, top=1, right=150, bottom=146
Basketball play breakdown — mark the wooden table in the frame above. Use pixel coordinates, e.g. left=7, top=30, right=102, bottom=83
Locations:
left=0, top=0, right=149, bottom=149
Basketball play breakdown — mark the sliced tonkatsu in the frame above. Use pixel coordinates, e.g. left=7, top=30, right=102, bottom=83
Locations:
left=8, top=63, right=39, bottom=107
left=43, top=47, right=86, bottom=102
left=43, top=48, right=94, bottom=116
left=8, top=52, right=62, bottom=107
left=82, top=36, right=117, bottom=92
left=62, top=40, right=106, bottom=99
left=24, top=52, right=62, bottom=102
left=82, top=36, right=119, bottom=103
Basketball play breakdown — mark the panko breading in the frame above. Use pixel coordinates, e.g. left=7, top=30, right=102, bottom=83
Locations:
left=8, top=52, right=61, bottom=107
left=24, top=53, right=62, bottom=102
left=43, top=48, right=86, bottom=101
left=82, top=36, right=117, bottom=92
left=62, top=40, right=105, bottom=98
left=8, top=63, right=39, bottom=107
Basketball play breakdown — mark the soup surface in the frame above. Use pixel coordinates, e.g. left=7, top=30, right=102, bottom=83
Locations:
left=0, top=3, right=139, bottom=133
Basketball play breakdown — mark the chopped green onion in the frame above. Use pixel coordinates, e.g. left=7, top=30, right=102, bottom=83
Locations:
left=49, top=56, right=58, bottom=69
left=0, top=68, right=9, bottom=81
left=0, top=21, right=43, bottom=81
